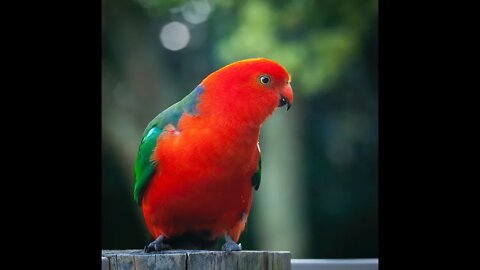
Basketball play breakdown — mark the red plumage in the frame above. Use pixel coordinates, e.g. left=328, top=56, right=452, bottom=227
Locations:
left=141, top=58, right=293, bottom=246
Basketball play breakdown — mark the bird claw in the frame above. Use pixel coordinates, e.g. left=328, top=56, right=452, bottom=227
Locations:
left=222, top=233, right=242, bottom=253
left=222, top=240, right=242, bottom=252
left=144, top=235, right=172, bottom=253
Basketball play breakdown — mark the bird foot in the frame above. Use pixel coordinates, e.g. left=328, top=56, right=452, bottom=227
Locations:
left=223, top=241, right=242, bottom=252
left=144, top=235, right=172, bottom=253
left=222, top=234, right=242, bottom=253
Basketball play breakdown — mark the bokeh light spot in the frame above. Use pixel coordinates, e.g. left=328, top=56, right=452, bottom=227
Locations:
left=159, top=22, right=190, bottom=51
left=181, top=0, right=212, bottom=24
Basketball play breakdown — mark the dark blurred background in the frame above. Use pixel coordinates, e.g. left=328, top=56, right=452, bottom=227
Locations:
left=102, top=0, right=377, bottom=259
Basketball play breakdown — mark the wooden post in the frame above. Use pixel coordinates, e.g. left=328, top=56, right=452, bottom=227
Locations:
left=102, top=250, right=291, bottom=270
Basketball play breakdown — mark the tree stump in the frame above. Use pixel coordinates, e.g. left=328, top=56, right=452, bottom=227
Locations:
left=102, top=250, right=291, bottom=270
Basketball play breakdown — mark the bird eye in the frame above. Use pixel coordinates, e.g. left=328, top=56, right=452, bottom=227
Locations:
left=259, top=75, right=271, bottom=85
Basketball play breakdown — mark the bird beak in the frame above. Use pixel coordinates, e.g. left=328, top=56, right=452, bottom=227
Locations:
left=278, top=83, right=293, bottom=111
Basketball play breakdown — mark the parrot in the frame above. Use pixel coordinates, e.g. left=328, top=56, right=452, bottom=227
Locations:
left=133, top=58, right=294, bottom=252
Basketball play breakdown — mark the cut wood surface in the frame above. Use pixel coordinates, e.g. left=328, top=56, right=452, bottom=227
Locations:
left=102, top=250, right=291, bottom=270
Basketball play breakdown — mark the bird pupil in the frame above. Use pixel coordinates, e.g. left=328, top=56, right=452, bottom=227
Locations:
left=262, top=77, right=269, bottom=84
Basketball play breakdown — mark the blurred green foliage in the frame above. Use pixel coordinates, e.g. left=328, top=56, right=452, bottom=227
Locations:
left=102, top=0, right=377, bottom=258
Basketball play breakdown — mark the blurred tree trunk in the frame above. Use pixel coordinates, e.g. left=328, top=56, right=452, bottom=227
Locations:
left=252, top=108, right=309, bottom=258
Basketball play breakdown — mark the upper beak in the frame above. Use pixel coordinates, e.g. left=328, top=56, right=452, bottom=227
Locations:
left=278, top=83, right=294, bottom=111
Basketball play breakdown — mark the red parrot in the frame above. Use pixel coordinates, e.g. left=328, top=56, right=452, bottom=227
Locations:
left=133, top=58, right=294, bottom=252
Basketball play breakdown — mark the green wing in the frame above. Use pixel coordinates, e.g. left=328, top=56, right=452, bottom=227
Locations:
left=133, top=85, right=204, bottom=206
left=252, top=153, right=262, bottom=191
